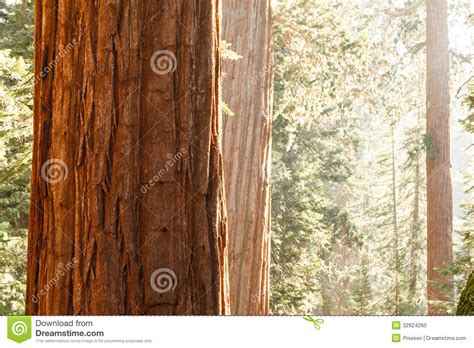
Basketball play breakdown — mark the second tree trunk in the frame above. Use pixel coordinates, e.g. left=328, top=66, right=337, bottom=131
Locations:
left=222, top=0, right=274, bottom=315
left=426, top=0, right=453, bottom=315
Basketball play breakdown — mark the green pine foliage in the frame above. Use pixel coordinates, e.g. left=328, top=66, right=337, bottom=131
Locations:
left=270, top=0, right=364, bottom=314
left=456, top=272, right=474, bottom=315
left=453, top=79, right=474, bottom=315
left=352, top=252, right=373, bottom=315
left=0, top=0, right=33, bottom=315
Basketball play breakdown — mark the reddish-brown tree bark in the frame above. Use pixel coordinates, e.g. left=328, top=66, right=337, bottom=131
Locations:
left=426, top=0, right=453, bottom=315
left=26, top=0, right=229, bottom=315
left=221, top=0, right=273, bottom=315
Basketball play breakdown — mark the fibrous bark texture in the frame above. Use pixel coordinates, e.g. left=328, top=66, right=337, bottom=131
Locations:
left=221, top=0, right=273, bottom=315
left=26, top=0, right=229, bottom=315
left=426, top=0, right=453, bottom=315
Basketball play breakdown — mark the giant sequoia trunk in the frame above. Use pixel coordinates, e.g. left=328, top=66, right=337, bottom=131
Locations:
left=221, top=0, right=273, bottom=315
left=426, top=0, right=453, bottom=315
left=26, top=0, right=229, bottom=315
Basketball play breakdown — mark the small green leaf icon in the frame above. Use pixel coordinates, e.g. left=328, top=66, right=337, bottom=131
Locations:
left=303, top=316, right=324, bottom=330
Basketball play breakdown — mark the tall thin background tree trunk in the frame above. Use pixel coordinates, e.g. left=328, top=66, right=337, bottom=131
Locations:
left=426, top=0, right=453, bottom=315
left=26, top=0, right=229, bottom=315
left=391, top=125, right=400, bottom=315
left=409, top=140, right=421, bottom=295
left=221, top=0, right=273, bottom=315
